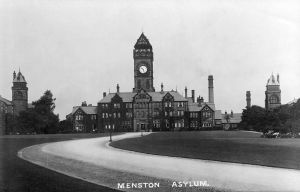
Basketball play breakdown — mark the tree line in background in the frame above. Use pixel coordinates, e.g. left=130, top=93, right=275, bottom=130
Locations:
left=240, top=99, right=300, bottom=135
left=6, top=90, right=61, bottom=134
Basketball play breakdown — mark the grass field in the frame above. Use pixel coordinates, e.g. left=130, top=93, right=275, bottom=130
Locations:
left=0, top=133, right=120, bottom=192
left=111, top=131, right=300, bottom=170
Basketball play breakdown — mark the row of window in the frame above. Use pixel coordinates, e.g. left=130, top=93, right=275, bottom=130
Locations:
left=100, top=102, right=187, bottom=109
left=174, top=121, right=184, bottom=128
left=190, top=113, right=198, bottom=118
left=164, top=110, right=184, bottom=117
left=102, top=120, right=213, bottom=129
left=104, top=124, right=115, bottom=130
left=190, top=121, right=198, bottom=127
left=75, top=114, right=97, bottom=120
left=102, top=112, right=121, bottom=119
left=100, top=110, right=185, bottom=119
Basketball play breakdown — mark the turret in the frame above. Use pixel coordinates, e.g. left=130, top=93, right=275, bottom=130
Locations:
left=12, top=70, right=28, bottom=116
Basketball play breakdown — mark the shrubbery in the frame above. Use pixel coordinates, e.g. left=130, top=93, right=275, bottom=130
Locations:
left=6, top=90, right=60, bottom=134
left=240, top=99, right=300, bottom=136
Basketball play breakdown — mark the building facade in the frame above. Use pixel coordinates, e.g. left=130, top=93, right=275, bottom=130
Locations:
left=265, top=73, right=281, bottom=110
left=0, top=96, right=13, bottom=135
left=0, top=70, right=29, bottom=135
left=95, top=33, right=219, bottom=133
left=66, top=101, right=98, bottom=133
left=12, top=71, right=28, bottom=116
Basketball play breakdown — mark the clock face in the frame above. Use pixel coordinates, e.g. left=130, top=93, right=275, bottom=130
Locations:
left=139, top=65, right=147, bottom=74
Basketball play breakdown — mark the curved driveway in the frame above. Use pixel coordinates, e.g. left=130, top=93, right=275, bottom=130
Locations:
left=21, top=133, right=300, bottom=191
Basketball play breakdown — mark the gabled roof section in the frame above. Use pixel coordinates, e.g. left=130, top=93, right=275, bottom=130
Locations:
left=13, top=71, right=27, bottom=83
left=99, top=91, right=187, bottom=103
left=162, top=92, right=174, bottom=101
left=134, top=33, right=152, bottom=50
left=201, top=104, right=214, bottom=112
left=0, top=95, right=12, bottom=105
left=71, top=106, right=97, bottom=115
left=215, top=110, right=222, bottom=119
left=111, top=93, right=123, bottom=103
left=188, top=102, right=215, bottom=112
left=133, top=89, right=152, bottom=101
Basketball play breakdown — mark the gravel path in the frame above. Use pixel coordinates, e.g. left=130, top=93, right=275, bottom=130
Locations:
left=19, top=132, right=300, bottom=192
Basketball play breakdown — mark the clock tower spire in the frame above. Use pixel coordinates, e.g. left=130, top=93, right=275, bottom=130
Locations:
left=133, top=33, right=155, bottom=92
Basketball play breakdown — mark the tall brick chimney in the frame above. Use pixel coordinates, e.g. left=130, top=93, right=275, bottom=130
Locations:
left=208, top=75, right=214, bottom=103
left=246, top=91, right=251, bottom=108
left=191, top=90, right=195, bottom=103
left=117, top=84, right=120, bottom=93
left=185, top=86, right=187, bottom=98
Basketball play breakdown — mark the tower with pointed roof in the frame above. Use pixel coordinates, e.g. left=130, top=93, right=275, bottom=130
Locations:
left=133, top=33, right=155, bottom=92
left=265, top=73, right=281, bottom=110
left=12, top=70, right=28, bottom=116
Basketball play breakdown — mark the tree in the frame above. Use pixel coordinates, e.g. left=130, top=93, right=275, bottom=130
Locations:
left=59, top=119, right=73, bottom=133
left=14, top=90, right=59, bottom=134
left=241, top=105, right=267, bottom=132
left=240, top=100, right=300, bottom=134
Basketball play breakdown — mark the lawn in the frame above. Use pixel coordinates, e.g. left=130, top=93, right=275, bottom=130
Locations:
left=111, top=131, right=300, bottom=170
left=0, top=133, right=120, bottom=192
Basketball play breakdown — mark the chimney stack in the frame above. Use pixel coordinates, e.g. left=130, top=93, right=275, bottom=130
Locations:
left=277, top=73, right=280, bottom=83
left=191, top=90, right=195, bottom=103
left=246, top=91, right=251, bottom=108
left=117, top=84, right=120, bottom=93
left=161, top=83, right=164, bottom=92
left=185, top=86, right=187, bottom=98
left=81, top=101, right=87, bottom=106
left=13, top=71, right=16, bottom=80
left=197, top=96, right=201, bottom=104
left=103, top=92, right=107, bottom=98
left=208, top=75, right=214, bottom=103
left=200, top=97, right=204, bottom=103
left=231, top=110, right=233, bottom=117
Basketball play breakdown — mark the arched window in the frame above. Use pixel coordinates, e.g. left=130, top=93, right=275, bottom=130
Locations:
left=146, top=80, right=150, bottom=89
left=137, top=80, right=141, bottom=89
left=270, top=95, right=278, bottom=104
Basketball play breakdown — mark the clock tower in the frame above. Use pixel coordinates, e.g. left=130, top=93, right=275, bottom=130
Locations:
left=133, top=33, right=155, bottom=92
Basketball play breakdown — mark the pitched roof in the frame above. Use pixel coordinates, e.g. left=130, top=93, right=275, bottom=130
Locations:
left=287, top=98, right=299, bottom=105
left=99, top=91, right=187, bottom=103
left=13, top=71, right=27, bottom=83
left=71, top=106, right=97, bottom=115
left=0, top=96, right=12, bottom=105
left=222, top=113, right=242, bottom=124
left=188, top=102, right=215, bottom=112
left=215, top=110, right=222, bottom=119
left=134, top=33, right=152, bottom=49
left=188, top=103, right=202, bottom=112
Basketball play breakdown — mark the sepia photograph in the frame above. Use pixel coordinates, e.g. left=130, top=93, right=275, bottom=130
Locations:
left=1, top=0, right=300, bottom=191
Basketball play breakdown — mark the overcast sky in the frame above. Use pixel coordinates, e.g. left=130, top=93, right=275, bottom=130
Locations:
left=1, top=0, right=300, bottom=119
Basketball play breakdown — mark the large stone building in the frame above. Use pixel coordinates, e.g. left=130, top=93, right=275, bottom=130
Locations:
left=96, top=33, right=220, bottom=132
left=0, top=70, right=29, bottom=135
left=66, top=101, right=97, bottom=132
left=265, top=73, right=281, bottom=110
left=68, top=33, right=221, bottom=133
